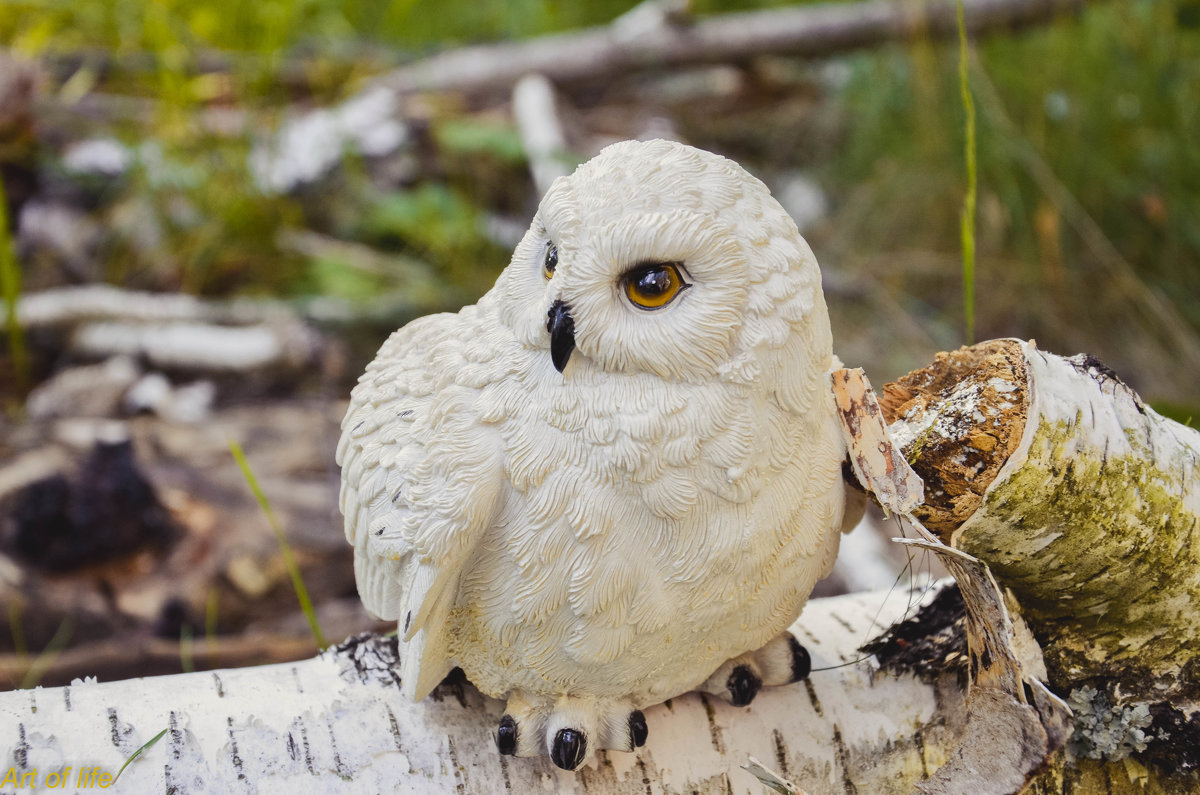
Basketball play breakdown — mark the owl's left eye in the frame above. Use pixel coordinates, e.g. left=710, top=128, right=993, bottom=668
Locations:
left=623, top=262, right=690, bottom=310
left=543, top=243, right=558, bottom=280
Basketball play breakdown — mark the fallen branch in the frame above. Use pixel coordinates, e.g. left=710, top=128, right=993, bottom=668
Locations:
left=375, top=0, right=1088, bottom=97
left=1, top=285, right=321, bottom=373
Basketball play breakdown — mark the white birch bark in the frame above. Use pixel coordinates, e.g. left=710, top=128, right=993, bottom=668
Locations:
left=0, top=588, right=965, bottom=794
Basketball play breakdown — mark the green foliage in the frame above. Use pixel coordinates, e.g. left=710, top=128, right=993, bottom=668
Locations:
left=434, top=117, right=527, bottom=165
left=1150, top=401, right=1199, bottom=428
left=0, top=0, right=1194, bottom=404
left=955, top=0, right=977, bottom=345
left=829, top=1, right=1200, bottom=328
left=362, top=183, right=508, bottom=295
left=0, top=0, right=640, bottom=56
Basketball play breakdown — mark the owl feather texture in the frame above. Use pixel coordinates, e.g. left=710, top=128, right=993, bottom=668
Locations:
left=338, top=139, right=861, bottom=770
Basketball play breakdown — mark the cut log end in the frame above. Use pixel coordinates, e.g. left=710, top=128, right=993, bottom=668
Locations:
left=879, top=339, right=1029, bottom=541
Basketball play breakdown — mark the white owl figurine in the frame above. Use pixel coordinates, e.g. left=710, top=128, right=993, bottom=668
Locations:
left=338, top=139, right=860, bottom=770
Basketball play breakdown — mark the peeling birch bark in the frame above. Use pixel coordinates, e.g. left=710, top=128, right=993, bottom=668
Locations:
left=834, top=365, right=1070, bottom=795
left=0, top=589, right=967, bottom=794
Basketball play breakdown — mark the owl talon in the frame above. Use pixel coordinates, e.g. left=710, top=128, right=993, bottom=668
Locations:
left=788, top=634, right=812, bottom=682
left=496, top=714, right=518, bottom=756
left=628, top=710, right=648, bottom=749
left=699, top=630, right=813, bottom=705
left=727, top=665, right=762, bottom=707
left=551, top=728, right=587, bottom=770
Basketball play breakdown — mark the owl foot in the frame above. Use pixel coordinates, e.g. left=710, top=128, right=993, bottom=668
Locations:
left=699, top=631, right=811, bottom=707
left=494, top=693, right=648, bottom=770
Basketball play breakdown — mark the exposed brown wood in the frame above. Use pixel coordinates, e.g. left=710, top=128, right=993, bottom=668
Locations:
left=879, top=339, right=1029, bottom=540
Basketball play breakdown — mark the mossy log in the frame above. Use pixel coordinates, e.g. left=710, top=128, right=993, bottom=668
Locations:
left=880, top=338, right=1200, bottom=786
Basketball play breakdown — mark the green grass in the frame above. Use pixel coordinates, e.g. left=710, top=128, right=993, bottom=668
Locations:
left=818, top=1, right=1199, bottom=398
left=229, top=439, right=328, bottom=650
left=8, top=597, right=28, bottom=663
left=0, top=173, right=30, bottom=398
left=205, top=586, right=220, bottom=655
left=179, top=624, right=195, bottom=673
left=955, top=0, right=977, bottom=345
left=19, top=617, right=73, bottom=690
left=112, top=727, right=169, bottom=785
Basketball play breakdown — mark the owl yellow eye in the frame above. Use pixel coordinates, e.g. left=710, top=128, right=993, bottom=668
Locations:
left=543, top=243, right=558, bottom=280
left=624, top=262, right=689, bottom=310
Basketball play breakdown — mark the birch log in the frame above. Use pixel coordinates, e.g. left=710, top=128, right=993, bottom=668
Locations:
left=0, top=588, right=966, bottom=794
left=880, top=338, right=1200, bottom=784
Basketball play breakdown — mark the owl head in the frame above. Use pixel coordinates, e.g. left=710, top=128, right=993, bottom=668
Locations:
left=488, top=139, right=832, bottom=407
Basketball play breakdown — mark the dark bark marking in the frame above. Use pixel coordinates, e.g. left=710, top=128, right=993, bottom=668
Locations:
left=699, top=693, right=725, bottom=754
left=447, top=736, right=466, bottom=793
left=772, top=729, right=791, bottom=779
left=227, top=716, right=247, bottom=782
left=385, top=706, right=404, bottom=752
left=803, top=678, right=824, bottom=718
left=14, top=723, right=28, bottom=769
left=830, top=611, right=857, bottom=635
left=168, top=710, right=183, bottom=761
left=832, top=725, right=859, bottom=795
left=498, top=753, right=513, bottom=792
left=636, top=756, right=653, bottom=794
left=107, top=707, right=122, bottom=748
left=164, top=711, right=182, bottom=795
left=297, top=719, right=315, bottom=775
left=913, top=727, right=929, bottom=777
left=325, top=717, right=350, bottom=779
left=286, top=731, right=299, bottom=762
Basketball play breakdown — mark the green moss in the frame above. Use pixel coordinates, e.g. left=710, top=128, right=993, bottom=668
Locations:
left=956, top=413, right=1200, bottom=686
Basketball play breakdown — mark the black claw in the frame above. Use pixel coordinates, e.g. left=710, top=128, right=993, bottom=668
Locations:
left=496, top=714, right=518, bottom=756
left=551, top=727, right=587, bottom=770
left=788, top=634, right=812, bottom=682
left=727, top=665, right=762, bottom=707
left=628, top=710, right=648, bottom=749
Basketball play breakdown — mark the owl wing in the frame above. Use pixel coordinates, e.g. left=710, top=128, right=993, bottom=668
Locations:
left=337, top=309, right=504, bottom=700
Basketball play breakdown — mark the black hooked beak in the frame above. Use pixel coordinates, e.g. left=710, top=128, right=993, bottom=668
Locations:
left=546, top=299, right=575, bottom=373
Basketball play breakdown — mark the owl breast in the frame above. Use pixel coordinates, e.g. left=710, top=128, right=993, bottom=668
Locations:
left=444, top=307, right=846, bottom=703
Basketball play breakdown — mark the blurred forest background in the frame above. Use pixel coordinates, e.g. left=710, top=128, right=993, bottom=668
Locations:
left=0, top=0, right=1196, bottom=688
